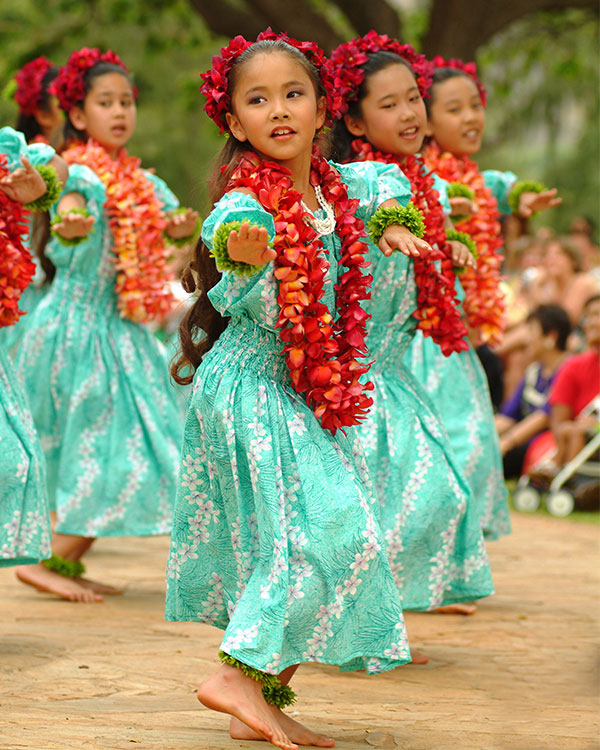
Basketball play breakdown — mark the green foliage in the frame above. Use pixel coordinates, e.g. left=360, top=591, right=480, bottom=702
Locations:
left=477, top=9, right=599, bottom=232
left=367, top=203, right=425, bottom=245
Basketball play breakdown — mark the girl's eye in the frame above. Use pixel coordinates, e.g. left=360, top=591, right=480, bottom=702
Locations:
left=287, top=90, right=303, bottom=98
left=99, top=101, right=111, bottom=107
left=249, top=96, right=265, bottom=105
left=409, top=96, right=420, bottom=103
left=382, top=103, right=395, bottom=109
left=448, top=107, right=460, bottom=114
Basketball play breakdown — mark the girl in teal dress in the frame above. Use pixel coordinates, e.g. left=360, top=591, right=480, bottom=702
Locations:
left=0, top=126, right=66, bottom=568
left=15, top=49, right=197, bottom=603
left=0, top=58, right=63, bottom=359
left=419, top=60, right=561, bottom=539
left=326, top=34, right=494, bottom=625
left=166, top=32, right=433, bottom=749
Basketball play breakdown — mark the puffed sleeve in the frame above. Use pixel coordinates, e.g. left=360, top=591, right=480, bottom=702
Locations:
left=25, top=142, right=55, bottom=167
left=202, top=192, right=279, bottom=327
left=0, top=127, right=55, bottom=170
left=331, top=160, right=412, bottom=224
left=483, top=169, right=518, bottom=216
left=144, top=171, right=179, bottom=213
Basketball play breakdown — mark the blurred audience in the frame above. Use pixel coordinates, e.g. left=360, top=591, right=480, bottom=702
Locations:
left=496, top=305, right=571, bottom=478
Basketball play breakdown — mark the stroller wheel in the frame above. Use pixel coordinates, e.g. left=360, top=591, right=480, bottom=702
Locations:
left=546, top=490, right=575, bottom=517
left=513, top=485, right=541, bottom=512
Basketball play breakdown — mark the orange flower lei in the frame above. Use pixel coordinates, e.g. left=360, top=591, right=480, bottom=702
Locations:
left=423, top=140, right=506, bottom=345
left=226, top=151, right=374, bottom=435
left=350, top=139, right=468, bottom=356
left=0, top=155, right=35, bottom=328
left=62, top=140, right=175, bottom=323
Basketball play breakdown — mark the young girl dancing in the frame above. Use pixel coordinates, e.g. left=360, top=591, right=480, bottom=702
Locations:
left=326, top=32, right=494, bottom=620
left=0, top=58, right=63, bottom=357
left=0, top=126, right=66, bottom=567
left=15, top=48, right=197, bottom=602
left=166, top=30, right=433, bottom=749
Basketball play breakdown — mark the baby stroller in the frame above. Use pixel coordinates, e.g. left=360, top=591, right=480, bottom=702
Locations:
left=513, top=397, right=600, bottom=517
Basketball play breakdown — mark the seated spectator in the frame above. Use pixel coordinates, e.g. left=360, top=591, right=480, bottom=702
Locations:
left=548, top=294, right=600, bottom=468
left=496, top=305, right=571, bottom=478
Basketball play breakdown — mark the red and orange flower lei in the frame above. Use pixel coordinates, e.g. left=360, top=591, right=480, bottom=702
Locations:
left=0, top=155, right=35, bottom=328
left=423, top=140, right=506, bottom=346
left=61, top=140, right=175, bottom=323
left=350, top=138, right=468, bottom=356
left=226, top=151, right=374, bottom=434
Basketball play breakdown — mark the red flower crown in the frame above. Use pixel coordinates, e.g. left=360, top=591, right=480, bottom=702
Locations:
left=50, top=47, right=134, bottom=113
left=200, top=28, right=336, bottom=134
left=14, top=57, right=54, bottom=116
left=431, top=55, right=487, bottom=107
left=325, top=30, right=434, bottom=121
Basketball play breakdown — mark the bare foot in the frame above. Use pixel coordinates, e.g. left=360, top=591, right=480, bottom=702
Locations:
left=410, top=649, right=429, bottom=665
left=433, top=602, right=477, bottom=615
left=198, top=664, right=297, bottom=750
left=75, top=577, right=124, bottom=595
left=15, top=564, right=103, bottom=603
left=230, top=706, right=335, bottom=746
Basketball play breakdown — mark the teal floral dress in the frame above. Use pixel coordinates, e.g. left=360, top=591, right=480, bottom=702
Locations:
left=403, top=173, right=510, bottom=540
left=0, top=127, right=51, bottom=566
left=166, top=162, right=412, bottom=676
left=15, top=162, right=183, bottom=538
left=357, top=243, right=494, bottom=609
left=482, top=169, right=518, bottom=216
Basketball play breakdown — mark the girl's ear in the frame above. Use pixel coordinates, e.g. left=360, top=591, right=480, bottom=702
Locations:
left=315, top=95, right=327, bottom=131
left=69, top=106, right=86, bottom=132
left=344, top=112, right=366, bottom=137
left=225, top=112, right=247, bottom=143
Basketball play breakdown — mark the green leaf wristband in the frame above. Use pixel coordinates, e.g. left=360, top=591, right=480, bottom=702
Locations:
left=367, top=203, right=425, bottom=246
left=507, top=180, right=547, bottom=215
left=164, top=208, right=202, bottom=249
left=446, top=182, right=475, bottom=223
left=50, top=207, right=93, bottom=247
left=218, top=651, right=297, bottom=708
left=210, top=220, right=272, bottom=277
left=42, top=553, right=86, bottom=578
left=24, top=164, right=62, bottom=212
left=446, top=228, right=478, bottom=274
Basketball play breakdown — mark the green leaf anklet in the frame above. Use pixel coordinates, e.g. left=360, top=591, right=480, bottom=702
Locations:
left=50, top=207, right=93, bottom=246
left=210, top=220, right=271, bottom=277
left=42, top=553, right=85, bottom=578
left=446, top=228, right=478, bottom=274
left=507, top=180, right=547, bottom=214
left=25, top=164, right=62, bottom=212
left=218, top=650, right=297, bottom=708
left=367, top=203, right=425, bottom=246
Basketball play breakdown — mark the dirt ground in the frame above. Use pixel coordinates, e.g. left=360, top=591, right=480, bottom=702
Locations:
left=1, top=512, right=598, bottom=750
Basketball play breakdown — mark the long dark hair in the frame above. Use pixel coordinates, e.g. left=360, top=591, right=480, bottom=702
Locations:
left=327, top=52, right=415, bottom=163
left=171, top=39, right=324, bottom=385
left=15, top=66, right=59, bottom=143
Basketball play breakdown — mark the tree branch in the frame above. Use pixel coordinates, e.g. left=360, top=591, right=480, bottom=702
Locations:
left=328, top=0, right=402, bottom=41
left=187, top=0, right=269, bottom=40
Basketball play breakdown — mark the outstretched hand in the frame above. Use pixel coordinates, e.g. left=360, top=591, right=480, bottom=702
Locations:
left=518, top=188, right=561, bottom=218
left=379, top=224, right=436, bottom=259
left=449, top=196, right=477, bottom=218
left=449, top=240, right=476, bottom=269
left=165, top=208, right=200, bottom=240
left=53, top=212, right=95, bottom=239
left=0, top=157, right=46, bottom=204
left=227, top=221, right=276, bottom=266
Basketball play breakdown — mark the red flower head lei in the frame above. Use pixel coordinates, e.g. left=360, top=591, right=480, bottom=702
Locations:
left=50, top=47, right=135, bottom=113
left=325, top=30, right=434, bottom=120
left=13, top=57, right=54, bottom=116
left=200, top=28, right=337, bottom=134
left=225, top=150, right=374, bottom=434
left=0, top=155, right=35, bottom=328
left=431, top=55, right=487, bottom=107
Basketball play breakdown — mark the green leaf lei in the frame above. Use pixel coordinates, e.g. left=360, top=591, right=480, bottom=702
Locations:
left=446, top=228, right=478, bottom=274
left=164, top=208, right=202, bottom=249
left=42, top=553, right=86, bottom=578
left=367, top=203, right=425, bottom=247
left=218, top=651, right=297, bottom=708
